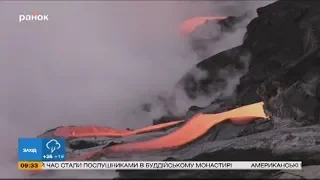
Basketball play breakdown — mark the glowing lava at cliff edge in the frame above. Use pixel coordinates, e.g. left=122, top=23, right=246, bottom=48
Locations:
left=179, top=16, right=227, bottom=35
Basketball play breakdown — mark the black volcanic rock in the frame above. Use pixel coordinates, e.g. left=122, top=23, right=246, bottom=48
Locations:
left=179, top=0, right=320, bottom=117
left=119, top=0, right=320, bottom=179
left=257, top=47, right=320, bottom=126
left=118, top=125, right=320, bottom=179
left=189, top=14, right=247, bottom=60
left=177, top=46, right=248, bottom=100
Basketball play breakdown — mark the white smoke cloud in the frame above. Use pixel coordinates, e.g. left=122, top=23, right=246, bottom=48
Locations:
left=0, top=1, right=274, bottom=178
left=165, top=51, right=253, bottom=116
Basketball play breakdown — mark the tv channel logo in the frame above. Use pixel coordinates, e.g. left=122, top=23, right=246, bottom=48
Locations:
left=18, top=11, right=49, bottom=23
left=18, top=138, right=66, bottom=161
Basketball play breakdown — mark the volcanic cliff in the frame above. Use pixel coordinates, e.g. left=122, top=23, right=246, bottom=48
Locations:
left=119, top=0, right=320, bottom=179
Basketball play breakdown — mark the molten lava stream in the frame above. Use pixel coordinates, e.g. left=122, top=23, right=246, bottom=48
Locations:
left=68, top=102, right=267, bottom=162
left=179, top=16, right=227, bottom=35
left=54, top=120, right=184, bottom=138
left=40, top=102, right=267, bottom=165
left=107, top=102, right=267, bottom=152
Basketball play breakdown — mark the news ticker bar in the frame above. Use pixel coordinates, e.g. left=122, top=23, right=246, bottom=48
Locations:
left=18, top=161, right=302, bottom=170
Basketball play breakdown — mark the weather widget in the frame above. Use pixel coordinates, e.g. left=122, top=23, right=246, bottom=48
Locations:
left=18, top=137, right=66, bottom=161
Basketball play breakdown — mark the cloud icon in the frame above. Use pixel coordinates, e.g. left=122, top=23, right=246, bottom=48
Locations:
left=46, top=139, right=61, bottom=153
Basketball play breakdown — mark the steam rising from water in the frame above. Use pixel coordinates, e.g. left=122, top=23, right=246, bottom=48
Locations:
left=0, top=1, right=273, bottom=178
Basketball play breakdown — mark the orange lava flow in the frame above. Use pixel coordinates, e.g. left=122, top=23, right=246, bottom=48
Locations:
left=179, top=16, right=227, bottom=35
left=54, top=120, right=184, bottom=138
left=68, top=102, right=267, bottom=162
left=107, top=102, right=267, bottom=152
